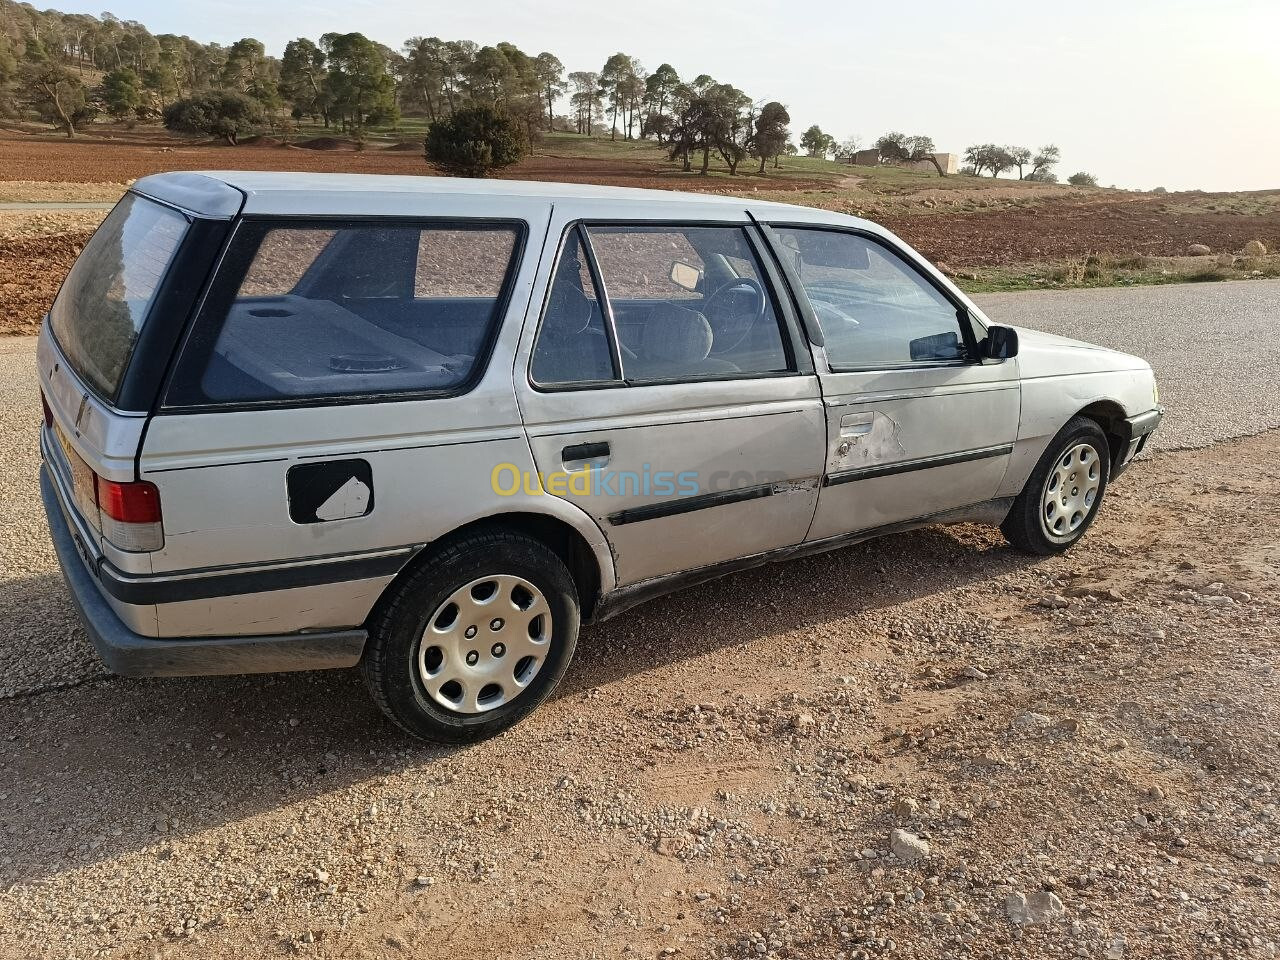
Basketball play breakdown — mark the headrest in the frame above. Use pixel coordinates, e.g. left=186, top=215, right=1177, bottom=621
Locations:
left=640, top=303, right=713, bottom=363
left=543, top=252, right=594, bottom=336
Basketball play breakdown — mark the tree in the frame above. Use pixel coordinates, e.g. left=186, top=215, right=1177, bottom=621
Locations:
left=567, top=70, right=601, bottom=134
left=1029, top=145, right=1061, bottom=181
left=599, top=52, right=642, bottom=140
left=963, top=143, right=1015, bottom=177
left=163, top=90, right=264, bottom=144
left=141, top=56, right=181, bottom=115
left=642, top=63, right=680, bottom=141
left=874, top=131, right=909, bottom=161
left=903, top=135, right=946, bottom=177
left=800, top=124, right=834, bottom=158
left=19, top=55, right=92, bottom=137
left=221, top=38, right=279, bottom=111
left=322, top=32, right=396, bottom=135
left=425, top=104, right=524, bottom=177
left=279, top=38, right=327, bottom=123
left=834, top=135, right=862, bottom=163
left=703, top=82, right=752, bottom=174
left=1067, top=171, right=1098, bottom=187
left=533, top=52, right=565, bottom=129
left=665, top=81, right=697, bottom=170
left=1007, top=145, right=1032, bottom=179
left=98, top=66, right=142, bottom=120
left=753, top=101, right=790, bottom=173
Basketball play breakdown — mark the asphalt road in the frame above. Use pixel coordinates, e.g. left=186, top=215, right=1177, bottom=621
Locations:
left=1, top=278, right=1277, bottom=699
left=974, top=278, right=1280, bottom=450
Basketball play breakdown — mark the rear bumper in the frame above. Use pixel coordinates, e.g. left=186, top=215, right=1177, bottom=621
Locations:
left=41, top=465, right=366, bottom=678
left=1113, top=406, right=1163, bottom=477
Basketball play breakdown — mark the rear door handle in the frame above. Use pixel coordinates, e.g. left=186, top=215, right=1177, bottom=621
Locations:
left=561, top=441, right=610, bottom=467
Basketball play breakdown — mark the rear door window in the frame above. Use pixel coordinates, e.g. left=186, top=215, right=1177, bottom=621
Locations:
left=48, top=193, right=189, bottom=401
left=529, top=227, right=617, bottom=386
left=166, top=221, right=522, bottom=406
left=530, top=224, right=793, bottom=386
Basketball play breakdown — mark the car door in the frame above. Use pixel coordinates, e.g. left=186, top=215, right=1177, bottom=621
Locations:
left=514, top=211, right=826, bottom=588
left=762, top=223, right=1020, bottom=542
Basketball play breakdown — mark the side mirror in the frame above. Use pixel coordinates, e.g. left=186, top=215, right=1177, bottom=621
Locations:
left=909, top=330, right=964, bottom=362
left=669, top=260, right=703, bottom=292
left=983, top=325, right=1019, bottom=360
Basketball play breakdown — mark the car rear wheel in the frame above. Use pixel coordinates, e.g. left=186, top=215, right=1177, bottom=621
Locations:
left=361, top=530, right=579, bottom=743
left=1001, top=417, right=1111, bottom=555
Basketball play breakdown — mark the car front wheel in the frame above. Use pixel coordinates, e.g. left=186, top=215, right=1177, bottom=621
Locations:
left=1001, top=416, right=1111, bottom=555
left=361, top=529, right=580, bottom=743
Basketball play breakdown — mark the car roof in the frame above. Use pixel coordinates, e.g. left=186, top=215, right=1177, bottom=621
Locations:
left=130, top=170, right=873, bottom=229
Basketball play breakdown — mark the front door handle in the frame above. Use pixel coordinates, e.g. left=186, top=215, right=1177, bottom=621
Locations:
left=839, top=412, right=874, bottom=437
left=561, top=441, right=610, bottom=467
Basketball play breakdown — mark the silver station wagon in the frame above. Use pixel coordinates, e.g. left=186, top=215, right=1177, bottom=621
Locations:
left=39, top=172, right=1162, bottom=742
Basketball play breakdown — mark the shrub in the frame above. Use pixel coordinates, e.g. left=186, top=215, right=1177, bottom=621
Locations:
left=425, top=105, right=525, bottom=178
left=163, top=91, right=264, bottom=145
left=1067, top=171, right=1099, bottom=187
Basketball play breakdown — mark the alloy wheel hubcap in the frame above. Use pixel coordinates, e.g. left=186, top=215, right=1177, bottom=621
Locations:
left=1041, top=442, right=1101, bottom=540
left=417, top=575, right=552, bottom=714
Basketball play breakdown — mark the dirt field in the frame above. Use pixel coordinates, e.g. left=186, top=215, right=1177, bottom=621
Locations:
left=0, top=230, right=94, bottom=335
left=877, top=195, right=1280, bottom=269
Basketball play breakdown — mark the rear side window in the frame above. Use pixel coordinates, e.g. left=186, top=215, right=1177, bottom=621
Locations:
left=48, top=194, right=188, bottom=401
left=167, top=221, right=522, bottom=406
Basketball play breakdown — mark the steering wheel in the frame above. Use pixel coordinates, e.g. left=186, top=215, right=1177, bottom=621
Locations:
left=703, top=277, right=766, bottom=356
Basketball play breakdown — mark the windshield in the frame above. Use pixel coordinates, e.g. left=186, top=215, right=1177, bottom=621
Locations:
left=48, top=194, right=189, bottom=402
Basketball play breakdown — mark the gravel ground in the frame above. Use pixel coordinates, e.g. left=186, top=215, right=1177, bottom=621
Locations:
left=974, top=279, right=1280, bottom=450
left=0, top=283, right=1278, bottom=958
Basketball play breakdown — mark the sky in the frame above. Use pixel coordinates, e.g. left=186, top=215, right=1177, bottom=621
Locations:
left=73, top=0, right=1280, bottom=191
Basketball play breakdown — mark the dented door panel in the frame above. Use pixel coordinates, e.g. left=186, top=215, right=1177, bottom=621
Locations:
left=807, top=361, right=1021, bottom=541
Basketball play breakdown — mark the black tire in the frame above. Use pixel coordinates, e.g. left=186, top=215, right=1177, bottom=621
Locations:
left=1000, top=416, right=1111, bottom=555
left=361, top=530, right=579, bottom=743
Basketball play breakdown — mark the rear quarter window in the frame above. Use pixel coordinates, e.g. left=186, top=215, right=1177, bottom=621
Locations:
left=48, top=194, right=188, bottom=401
left=166, top=220, right=523, bottom=407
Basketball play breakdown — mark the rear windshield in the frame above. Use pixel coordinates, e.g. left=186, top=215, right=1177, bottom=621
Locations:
left=48, top=194, right=189, bottom=401
left=165, top=220, right=522, bottom=407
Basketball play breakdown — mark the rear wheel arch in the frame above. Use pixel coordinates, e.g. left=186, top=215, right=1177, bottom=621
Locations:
left=373, top=512, right=606, bottom=626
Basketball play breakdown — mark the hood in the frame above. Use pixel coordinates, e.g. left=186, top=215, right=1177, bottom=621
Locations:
left=1011, top=325, right=1151, bottom=379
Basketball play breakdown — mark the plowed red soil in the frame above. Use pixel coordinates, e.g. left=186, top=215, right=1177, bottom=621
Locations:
left=880, top=195, right=1280, bottom=268
left=0, top=135, right=828, bottom=192
left=0, top=231, right=93, bottom=334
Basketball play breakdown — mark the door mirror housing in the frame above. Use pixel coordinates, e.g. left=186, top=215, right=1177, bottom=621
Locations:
left=983, top=325, right=1019, bottom=360
left=669, top=259, right=703, bottom=292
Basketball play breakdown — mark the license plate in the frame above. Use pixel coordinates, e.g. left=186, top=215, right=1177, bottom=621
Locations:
left=52, top=422, right=99, bottom=528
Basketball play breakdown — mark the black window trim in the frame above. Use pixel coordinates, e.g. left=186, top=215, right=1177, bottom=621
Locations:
left=759, top=221, right=986, bottom=375
left=157, top=214, right=530, bottom=414
left=528, top=217, right=809, bottom=393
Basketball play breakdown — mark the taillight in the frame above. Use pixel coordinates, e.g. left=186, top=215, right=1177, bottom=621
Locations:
left=94, top=476, right=164, bottom=552
left=41, top=392, right=53, bottom=429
